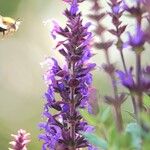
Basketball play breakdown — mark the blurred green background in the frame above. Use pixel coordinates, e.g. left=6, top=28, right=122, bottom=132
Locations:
left=0, top=0, right=150, bottom=149
left=0, top=0, right=65, bottom=149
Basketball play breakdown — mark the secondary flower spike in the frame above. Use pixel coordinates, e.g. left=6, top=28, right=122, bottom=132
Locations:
left=39, top=0, right=97, bottom=149
left=9, top=129, right=30, bottom=150
left=117, top=66, right=150, bottom=94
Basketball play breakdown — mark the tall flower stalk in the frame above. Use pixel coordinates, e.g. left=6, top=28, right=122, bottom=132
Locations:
left=89, top=0, right=150, bottom=130
left=88, top=0, right=126, bottom=132
left=122, top=0, right=150, bottom=120
left=107, top=0, right=138, bottom=116
left=81, top=0, right=150, bottom=148
left=39, top=0, right=96, bottom=149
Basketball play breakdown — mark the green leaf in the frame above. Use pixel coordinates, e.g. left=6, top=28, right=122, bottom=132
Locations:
left=125, top=123, right=142, bottom=150
left=140, top=111, right=150, bottom=125
left=143, top=95, right=150, bottom=107
left=100, top=107, right=111, bottom=123
left=82, top=132, right=108, bottom=150
left=79, top=109, right=98, bottom=126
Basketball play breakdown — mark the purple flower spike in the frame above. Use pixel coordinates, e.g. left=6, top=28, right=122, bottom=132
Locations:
left=39, top=0, right=96, bottom=149
left=117, top=66, right=150, bottom=94
left=9, top=129, right=30, bottom=150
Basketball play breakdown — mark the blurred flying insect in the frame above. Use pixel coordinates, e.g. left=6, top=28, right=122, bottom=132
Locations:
left=0, top=15, right=21, bottom=36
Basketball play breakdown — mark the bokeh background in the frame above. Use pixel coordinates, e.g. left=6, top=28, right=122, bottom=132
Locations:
left=0, top=0, right=149, bottom=149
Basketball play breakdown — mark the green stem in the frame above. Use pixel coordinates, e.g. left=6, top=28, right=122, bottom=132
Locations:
left=119, top=49, right=137, bottom=116
left=135, top=52, right=143, bottom=120
left=105, top=50, right=123, bottom=132
left=69, top=63, right=76, bottom=150
left=114, top=105, right=123, bottom=132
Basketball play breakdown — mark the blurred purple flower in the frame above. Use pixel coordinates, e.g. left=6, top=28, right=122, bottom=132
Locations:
left=51, top=21, right=61, bottom=39
left=70, top=0, right=78, bottom=15
left=128, top=25, right=145, bottom=49
left=117, top=67, right=136, bottom=91
left=113, top=5, right=120, bottom=14
left=141, top=65, right=150, bottom=94
left=108, top=0, right=122, bottom=15
left=117, top=66, right=150, bottom=93
left=9, top=129, right=30, bottom=150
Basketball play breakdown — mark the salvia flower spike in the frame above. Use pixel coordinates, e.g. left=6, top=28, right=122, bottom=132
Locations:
left=39, top=0, right=97, bottom=149
left=117, top=0, right=150, bottom=119
left=9, top=129, right=30, bottom=150
left=89, top=0, right=125, bottom=132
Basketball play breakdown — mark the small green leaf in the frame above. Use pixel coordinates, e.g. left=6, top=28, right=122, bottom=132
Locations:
left=126, top=123, right=141, bottom=136
left=79, top=109, right=97, bottom=126
left=143, top=95, right=150, bottom=107
left=125, top=123, right=142, bottom=150
left=140, top=111, right=150, bottom=124
left=82, top=132, right=108, bottom=150
left=100, top=107, right=111, bottom=123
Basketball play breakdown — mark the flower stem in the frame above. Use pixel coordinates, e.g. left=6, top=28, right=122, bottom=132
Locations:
left=104, top=50, right=123, bottom=132
left=69, top=62, right=76, bottom=150
left=70, top=88, right=76, bottom=149
left=136, top=53, right=141, bottom=90
left=135, top=52, right=143, bottom=118
left=113, top=105, right=123, bottom=132
left=130, top=92, right=137, bottom=116
left=120, top=50, right=127, bottom=73
left=119, top=49, right=137, bottom=116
